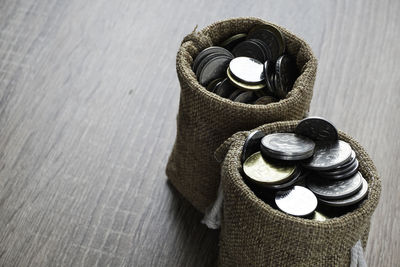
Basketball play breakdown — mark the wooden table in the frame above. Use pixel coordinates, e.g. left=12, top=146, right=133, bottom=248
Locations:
left=0, top=0, right=398, bottom=266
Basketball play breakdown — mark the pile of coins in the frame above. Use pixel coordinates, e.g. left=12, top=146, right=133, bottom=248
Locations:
left=241, top=117, right=369, bottom=220
left=192, top=24, right=298, bottom=104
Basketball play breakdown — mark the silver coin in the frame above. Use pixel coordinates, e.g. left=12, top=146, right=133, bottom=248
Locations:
left=229, top=57, right=265, bottom=84
left=318, top=177, right=368, bottom=207
left=198, top=55, right=232, bottom=86
left=306, top=172, right=363, bottom=200
left=275, top=186, right=318, bottom=217
left=319, top=159, right=359, bottom=180
left=321, top=157, right=359, bottom=176
left=241, top=130, right=266, bottom=163
left=261, top=133, right=315, bottom=160
left=302, top=140, right=352, bottom=170
left=295, top=117, right=339, bottom=142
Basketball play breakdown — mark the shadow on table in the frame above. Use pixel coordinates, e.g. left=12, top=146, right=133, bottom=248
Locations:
left=166, top=180, right=219, bottom=267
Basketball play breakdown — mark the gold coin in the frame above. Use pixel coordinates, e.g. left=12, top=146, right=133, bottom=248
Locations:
left=313, top=211, right=328, bottom=222
left=227, top=67, right=266, bottom=91
left=243, top=152, right=296, bottom=185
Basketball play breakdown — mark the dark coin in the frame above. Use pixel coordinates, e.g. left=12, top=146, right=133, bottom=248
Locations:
left=247, top=24, right=285, bottom=61
left=220, top=33, right=247, bottom=51
left=232, top=39, right=266, bottom=62
left=261, top=133, right=315, bottom=160
left=263, top=60, right=275, bottom=96
left=302, top=140, right=352, bottom=170
left=275, top=55, right=298, bottom=98
left=227, top=67, right=266, bottom=91
left=251, top=39, right=273, bottom=62
left=229, top=57, right=265, bottom=84
left=273, top=73, right=280, bottom=97
left=198, top=55, right=232, bottom=86
left=206, top=78, right=224, bottom=92
left=196, top=52, right=232, bottom=78
left=319, top=159, right=359, bottom=180
left=295, top=117, right=339, bottom=142
left=318, top=177, right=368, bottom=207
left=213, top=78, right=236, bottom=98
left=233, top=91, right=257, bottom=103
left=241, top=130, right=266, bottom=163
left=192, top=46, right=233, bottom=73
left=228, top=88, right=244, bottom=100
left=253, top=95, right=278, bottom=105
left=306, top=172, right=363, bottom=200
left=275, top=186, right=317, bottom=217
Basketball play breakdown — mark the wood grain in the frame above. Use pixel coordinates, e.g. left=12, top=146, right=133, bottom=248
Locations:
left=0, top=0, right=398, bottom=266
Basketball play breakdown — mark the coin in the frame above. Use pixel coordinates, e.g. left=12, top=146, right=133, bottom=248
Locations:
left=319, top=159, right=359, bottom=180
left=302, top=140, right=352, bottom=170
left=233, top=91, right=257, bottom=103
left=263, top=60, right=275, bottom=95
left=198, top=55, right=232, bottom=86
left=295, top=117, right=339, bottom=142
left=229, top=57, right=265, bottom=84
left=306, top=172, right=363, bottom=200
left=253, top=95, right=277, bottom=105
left=192, top=46, right=233, bottom=73
left=227, top=67, right=266, bottom=91
left=228, top=88, right=244, bottom=100
left=220, top=33, right=247, bottom=51
left=213, top=78, right=237, bottom=98
left=275, top=186, right=317, bottom=217
left=241, top=130, right=266, bottom=163
left=313, top=211, right=328, bottom=221
left=206, top=78, right=223, bottom=92
left=232, top=39, right=266, bottom=62
left=247, top=24, right=285, bottom=61
left=259, top=167, right=303, bottom=190
left=275, top=55, right=298, bottom=98
left=261, top=133, right=315, bottom=160
left=243, top=152, right=296, bottom=185
left=318, top=177, right=368, bottom=207
left=251, top=38, right=273, bottom=61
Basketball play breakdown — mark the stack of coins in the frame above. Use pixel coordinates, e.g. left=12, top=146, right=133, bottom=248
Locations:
left=192, top=24, right=298, bottom=104
left=241, top=117, right=369, bottom=219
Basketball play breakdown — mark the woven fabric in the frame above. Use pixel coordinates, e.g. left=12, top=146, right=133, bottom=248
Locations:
left=218, top=121, right=381, bottom=266
left=166, top=17, right=318, bottom=212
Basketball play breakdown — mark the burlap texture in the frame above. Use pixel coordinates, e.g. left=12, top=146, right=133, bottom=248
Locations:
left=166, top=17, right=318, bottom=213
left=217, top=121, right=381, bottom=267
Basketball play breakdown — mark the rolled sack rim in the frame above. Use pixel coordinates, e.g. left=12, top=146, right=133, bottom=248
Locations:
left=176, top=17, right=318, bottom=114
left=222, top=120, right=382, bottom=229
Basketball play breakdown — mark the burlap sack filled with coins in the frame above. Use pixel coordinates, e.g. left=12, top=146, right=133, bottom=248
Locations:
left=215, top=121, right=381, bottom=266
left=166, top=17, right=317, bottom=212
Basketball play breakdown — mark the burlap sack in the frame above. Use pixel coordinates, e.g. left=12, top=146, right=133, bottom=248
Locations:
left=216, top=121, right=381, bottom=266
left=166, top=17, right=318, bottom=212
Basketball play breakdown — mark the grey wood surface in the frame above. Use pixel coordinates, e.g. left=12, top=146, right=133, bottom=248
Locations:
left=0, top=0, right=398, bottom=266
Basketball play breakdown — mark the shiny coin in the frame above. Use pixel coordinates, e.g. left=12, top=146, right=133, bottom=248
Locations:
left=259, top=167, right=303, bottom=190
left=243, top=152, right=296, bottom=185
left=275, top=55, right=298, bottom=98
left=253, top=95, right=277, bottom=105
left=295, top=117, right=339, bottom=142
left=247, top=24, right=285, bottom=61
left=227, top=67, right=266, bottom=91
left=275, top=186, right=317, bottom=217
left=241, top=130, right=266, bottom=163
left=213, top=78, right=236, bottom=98
left=263, top=60, right=275, bottom=95
left=233, top=91, right=257, bottom=103
left=303, top=140, right=352, bottom=170
left=198, top=55, right=232, bottom=86
left=192, top=46, right=233, bottom=73
left=229, top=57, right=265, bottom=84
left=313, top=211, right=328, bottom=221
left=334, top=150, right=356, bottom=170
left=319, top=159, right=359, bottom=180
left=232, top=39, right=266, bottom=62
left=261, top=133, right=315, bottom=160
left=306, top=172, right=363, bottom=200
left=206, top=78, right=223, bottom=92
left=318, top=177, right=368, bottom=207
left=220, top=33, right=247, bottom=51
